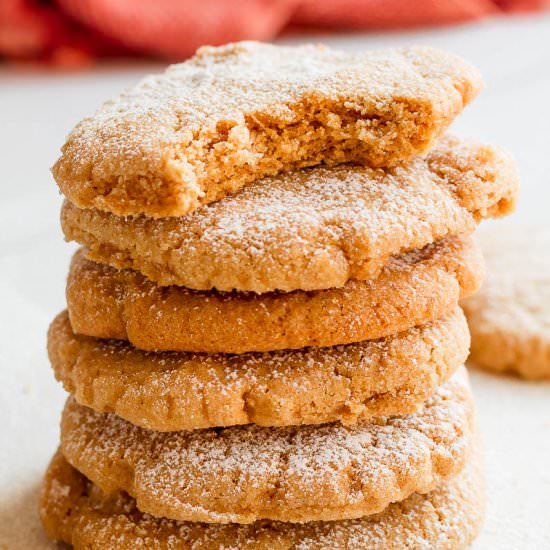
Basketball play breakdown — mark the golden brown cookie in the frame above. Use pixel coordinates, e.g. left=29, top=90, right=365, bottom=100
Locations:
left=60, top=369, right=473, bottom=524
left=463, top=225, right=550, bottom=379
left=48, top=307, right=469, bottom=432
left=67, top=236, right=483, bottom=353
left=41, top=448, right=484, bottom=550
left=61, top=135, right=517, bottom=293
left=52, top=42, right=482, bottom=218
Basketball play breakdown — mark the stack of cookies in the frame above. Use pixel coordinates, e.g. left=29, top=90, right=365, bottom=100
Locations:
left=41, top=42, right=519, bottom=549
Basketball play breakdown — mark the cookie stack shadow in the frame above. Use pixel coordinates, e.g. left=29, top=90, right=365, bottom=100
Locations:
left=41, top=42, right=519, bottom=549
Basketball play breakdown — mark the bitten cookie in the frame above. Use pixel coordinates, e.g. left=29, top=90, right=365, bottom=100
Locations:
left=60, top=369, right=473, bottom=524
left=61, top=135, right=517, bottom=293
left=48, top=308, right=469, bottom=431
left=41, top=448, right=484, bottom=550
left=463, top=225, right=550, bottom=379
left=52, top=42, right=482, bottom=218
left=67, top=236, right=483, bottom=353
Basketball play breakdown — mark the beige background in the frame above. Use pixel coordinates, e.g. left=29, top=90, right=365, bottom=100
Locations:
left=1, top=12, right=549, bottom=549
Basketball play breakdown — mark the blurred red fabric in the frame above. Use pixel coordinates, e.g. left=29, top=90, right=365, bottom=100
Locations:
left=293, top=0, right=498, bottom=28
left=58, top=0, right=299, bottom=59
left=0, top=0, right=548, bottom=66
left=0, top=0, right=129, bottom=65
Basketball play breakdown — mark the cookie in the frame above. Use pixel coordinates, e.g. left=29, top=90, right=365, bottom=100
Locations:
left=52, top=42, right=482, bottom=218
left=61, top=134, right=517, bottom=293
left=48, top=307, right=469, bottom=432
left=462, top=225, right=550, bottom=379
left=60, top=369, right=473, bottom=524
left=67, top=236, right=483, bottom=353
left=41, top=448, right=484, bottom=550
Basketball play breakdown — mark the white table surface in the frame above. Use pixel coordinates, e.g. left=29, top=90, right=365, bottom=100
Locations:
left=1, top=13, right=549, bottom=549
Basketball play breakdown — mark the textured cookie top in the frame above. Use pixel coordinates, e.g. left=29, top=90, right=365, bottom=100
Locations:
left=66, top=236, right=483, bottom=352
left=48, top=308, right=468, bottom=431
left=60, top=369, right=473, bottom=524
left=62, top=135, right=517, bottom=293
left=41, top=449, right=484, bottom=550
left=52, top=42, right=482, bottom=218
left=463, top=225, right=550, bottom=379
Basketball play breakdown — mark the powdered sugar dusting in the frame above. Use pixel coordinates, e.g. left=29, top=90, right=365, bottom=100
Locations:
left=42, top=434, right=483, bottom=549
left=60, top=369, right=473, bottom=524
left=467, top=225, right=550, bottom=334
left=463, top=225, right=550, bottom=378
left=61, top=134, right=517, bottom=292
left=53, top=42, right=483, bottom=217
left=49, top=307, right=469, bottom=431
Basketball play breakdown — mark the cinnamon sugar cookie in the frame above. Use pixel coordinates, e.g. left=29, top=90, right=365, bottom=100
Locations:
left=67, top=236, right=483, bottom=353
left=41, top=448, right=484, bottom=550
left=53, top=42, right=482, bottom=218
left=463, top=225, right=550, bottom=379
left=60, top=369, right=473, bottom=524
left=61, top=135, right=517, bottom=293
left=48, top=308, right=469, bottom=431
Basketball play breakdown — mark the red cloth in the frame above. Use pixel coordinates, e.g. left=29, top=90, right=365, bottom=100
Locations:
left=0, top=0, right=547, bottom=66
left=58, top=0, right=299, bottom=59
left=293, top=0, right=498, bottom=28
left=0, top=0, right=129, bottom=65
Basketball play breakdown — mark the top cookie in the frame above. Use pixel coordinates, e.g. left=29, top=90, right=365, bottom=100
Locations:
left=52, top=42, right=482, bottom=218
left=62, top=135, right=518, bottom=293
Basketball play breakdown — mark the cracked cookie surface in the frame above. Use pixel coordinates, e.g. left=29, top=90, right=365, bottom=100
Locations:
left=66, top=236, right=483, bottom=353
left=41, top=448, right=483, bottom=550
left=53, top=42, right=482, bottom=218
left=59, top=369, right=473, bottom=524
left=49, top=308, right=468, bottom=432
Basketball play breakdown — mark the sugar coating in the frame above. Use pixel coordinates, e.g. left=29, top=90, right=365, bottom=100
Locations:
left=66, top=236, right=484, bottom=353
left=463, top=225, right=550, bottom=379
left=52, top=42, right=483, bottom=218
left=41, top=449, right=484, bottom=550
left=59, top=369, right=473, bottom=524
left=48, top=308, right=469, bottom=431
left=61, top=135, right=516, bottom=293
